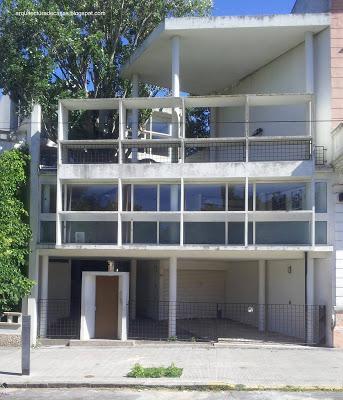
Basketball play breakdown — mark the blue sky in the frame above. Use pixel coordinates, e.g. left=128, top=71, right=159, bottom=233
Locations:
left=213, top=0, right=296, bottom=16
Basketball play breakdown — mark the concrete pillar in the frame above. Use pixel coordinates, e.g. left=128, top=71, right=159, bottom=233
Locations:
left=39, top=256, right=49, bottom=337
left=131, top=74, right=139, bottom=161
left=130, top=260, right=137, bottom=320
left=27, top=104, right=41, bottom=345
left=171, top=37, right=180, bottom=97
left=258, top=260, right=266, bottom=332
left=27, top=254, right=39, bottom=346
left=306, top=255, right=315, bottom=344
left=305, top=32, right=314, bottom=93
left=168, top=257, right=177, bottom=337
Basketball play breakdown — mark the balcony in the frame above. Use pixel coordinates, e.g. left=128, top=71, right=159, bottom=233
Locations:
left=58, top=94, right=320, bottom=168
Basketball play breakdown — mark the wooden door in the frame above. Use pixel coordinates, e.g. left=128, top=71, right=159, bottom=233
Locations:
left=95, top=276, right=119, bottom=339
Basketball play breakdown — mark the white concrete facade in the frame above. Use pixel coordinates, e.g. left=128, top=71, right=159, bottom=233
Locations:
left=26, top=7, right=343, bottom=347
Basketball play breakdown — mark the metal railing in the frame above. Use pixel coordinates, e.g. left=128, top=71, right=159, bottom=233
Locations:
left=38, top=299, right=80, bottom=339
left=249, top=138, right=312, bottom=162
left=122, top=139, right=181, bottom=164
left=128, top=301, right=325, bottom=345
left=314, top=146, right=327, bottom=166
left=61, top=141, right=119, bottom=164
left=37, top=299, right=326, bottom=345
left=59, top=137, right=315, bottom=165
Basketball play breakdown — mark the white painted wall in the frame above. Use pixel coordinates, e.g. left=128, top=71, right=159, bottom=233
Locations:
left=267, top=259, right=305, bottom=339
left=225, top=261, right=258, bottom=303
left=227, top=43, right=306, bottom=95
left=313, top=28, right=332, bottom=161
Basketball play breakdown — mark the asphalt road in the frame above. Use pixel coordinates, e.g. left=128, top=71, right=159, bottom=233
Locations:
left=1, top=389, right=343, bottom=400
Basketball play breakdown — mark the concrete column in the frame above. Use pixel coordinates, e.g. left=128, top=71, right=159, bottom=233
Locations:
left=305, top=32, right=314, bottom=93
left=131, top=74, right=139, bottom=162
left=27, top=253, right=39, bottom=346
left=171, top=36, right=181, bottom=150
left=306, top=255, right=315, bottom=344
left=130, top=260, right=137, bottom=320
left=27, top=104, right=41, bottom=345
left=258, top=260, right=266, bottom=332
left=39, top=256, right=49, bottom=337
left=168, top=257, right=177, bottom=337
left=171, top=36, right=180, bottom=97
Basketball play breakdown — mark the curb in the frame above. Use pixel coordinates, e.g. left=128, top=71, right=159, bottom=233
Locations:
left=2, top=382, right=343, bottom=392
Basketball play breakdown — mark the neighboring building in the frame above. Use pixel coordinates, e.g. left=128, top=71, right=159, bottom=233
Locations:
left=24, top=0, right=343, bottom=347
left=0, top=95, right=23, bottom=152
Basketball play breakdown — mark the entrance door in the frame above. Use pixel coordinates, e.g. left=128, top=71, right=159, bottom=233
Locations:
left=95, top=276, right=119, bottom=339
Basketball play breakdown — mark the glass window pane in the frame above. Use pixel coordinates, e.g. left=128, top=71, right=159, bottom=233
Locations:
left=228, top=184, right=253, bottom=211
left=228, top=222, right=244, bottom=244
left=184, top=185, right=225, bottom=211
left=184, top=222, right=225, bottom=244
left=63, top=221, right=117, bottom=243
left=65, top=185, right=118, bottom=211
left=134, top=185, right=157, bottom=211
left=159, top=222, right=180, bottom=244
left=315, top=182, right=327, bottom=213
left=160, top=185, right=180, bottom=211
left=122, top=184, right=131, bottom=211
left=133, top=222, right=157, bottom=244
left=41, top=184, right=56, bottom=213
left=256, top=183, right=308, bottom=211
left=40, top=221, right=56, bottom=243
left=255, top=222, right=310, bottom=245
left=316, top=221, right=327, bottom=244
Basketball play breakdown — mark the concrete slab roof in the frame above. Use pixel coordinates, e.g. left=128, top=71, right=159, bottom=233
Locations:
left=121, top=13, right=330, bottom=94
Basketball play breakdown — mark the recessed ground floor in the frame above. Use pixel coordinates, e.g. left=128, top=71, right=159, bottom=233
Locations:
left=26, top=252, right=332, bottom=346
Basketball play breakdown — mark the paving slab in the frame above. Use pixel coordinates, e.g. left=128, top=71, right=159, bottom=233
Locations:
left=0, top=345, right=342, bottom=389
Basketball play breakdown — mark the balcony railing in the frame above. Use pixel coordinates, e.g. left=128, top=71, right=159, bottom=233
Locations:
left=59, top=137, right=316, bottom=165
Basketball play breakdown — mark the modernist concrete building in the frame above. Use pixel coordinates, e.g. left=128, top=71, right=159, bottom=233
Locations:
left=23, top=0, right=343, bottom=347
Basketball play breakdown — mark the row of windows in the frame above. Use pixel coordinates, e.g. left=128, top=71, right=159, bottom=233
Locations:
left=40, top=221, right=328, bottom=246
left=41, top=182, right=328, bottom=213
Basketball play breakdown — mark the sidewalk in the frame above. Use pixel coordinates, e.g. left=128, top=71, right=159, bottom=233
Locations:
left=0, top=344, right=343, bottom=389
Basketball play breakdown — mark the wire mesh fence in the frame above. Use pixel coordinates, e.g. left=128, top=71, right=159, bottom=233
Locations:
left=184, top=140, right=246, bottom=163
left=122, top=140, right=181, bottom=164
left=248, top=139, right=312, bottom=162
left=37, top=299, right=326, bottom=345
left=61, top=143, right=119, bottom=164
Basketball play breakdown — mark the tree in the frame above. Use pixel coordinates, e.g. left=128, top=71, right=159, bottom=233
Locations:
left=0, top=149, right=34, bottom=314
left=0, top=0, right=212, bottom=138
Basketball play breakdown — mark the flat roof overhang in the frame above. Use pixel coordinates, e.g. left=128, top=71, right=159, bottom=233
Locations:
left=121, top=14, right=330, bottom=94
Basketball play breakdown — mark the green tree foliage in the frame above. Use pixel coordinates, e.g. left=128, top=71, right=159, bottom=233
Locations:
left=0, top=0, right=212, bottom=137
left=0, top=149, right=34, bottom=313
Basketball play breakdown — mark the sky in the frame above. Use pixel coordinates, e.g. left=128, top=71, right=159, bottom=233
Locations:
left=213, top=0, right=296, bottom=16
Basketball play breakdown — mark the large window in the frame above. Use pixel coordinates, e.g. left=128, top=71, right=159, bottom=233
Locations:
left=255, top=183, right=309, bottom=211
left=184, top=185, right=225, bottom=211
left=184, top=222, right=225, bottom=244
left=122, top=184, right=180, bottom=211
left=133, top=185, right=157, bottom=211
left=255, top=222, right=310, bottom=245
left=64, top=184, right=118, bottom=211
left=63, top=221, right=117, bottom=243
left=160, top=185, right=180, bottom=211
left=227, top=184, right=253, bottom=211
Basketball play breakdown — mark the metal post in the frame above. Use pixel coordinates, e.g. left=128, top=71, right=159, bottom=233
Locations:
left=21, top=315, right=31, bottom=375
